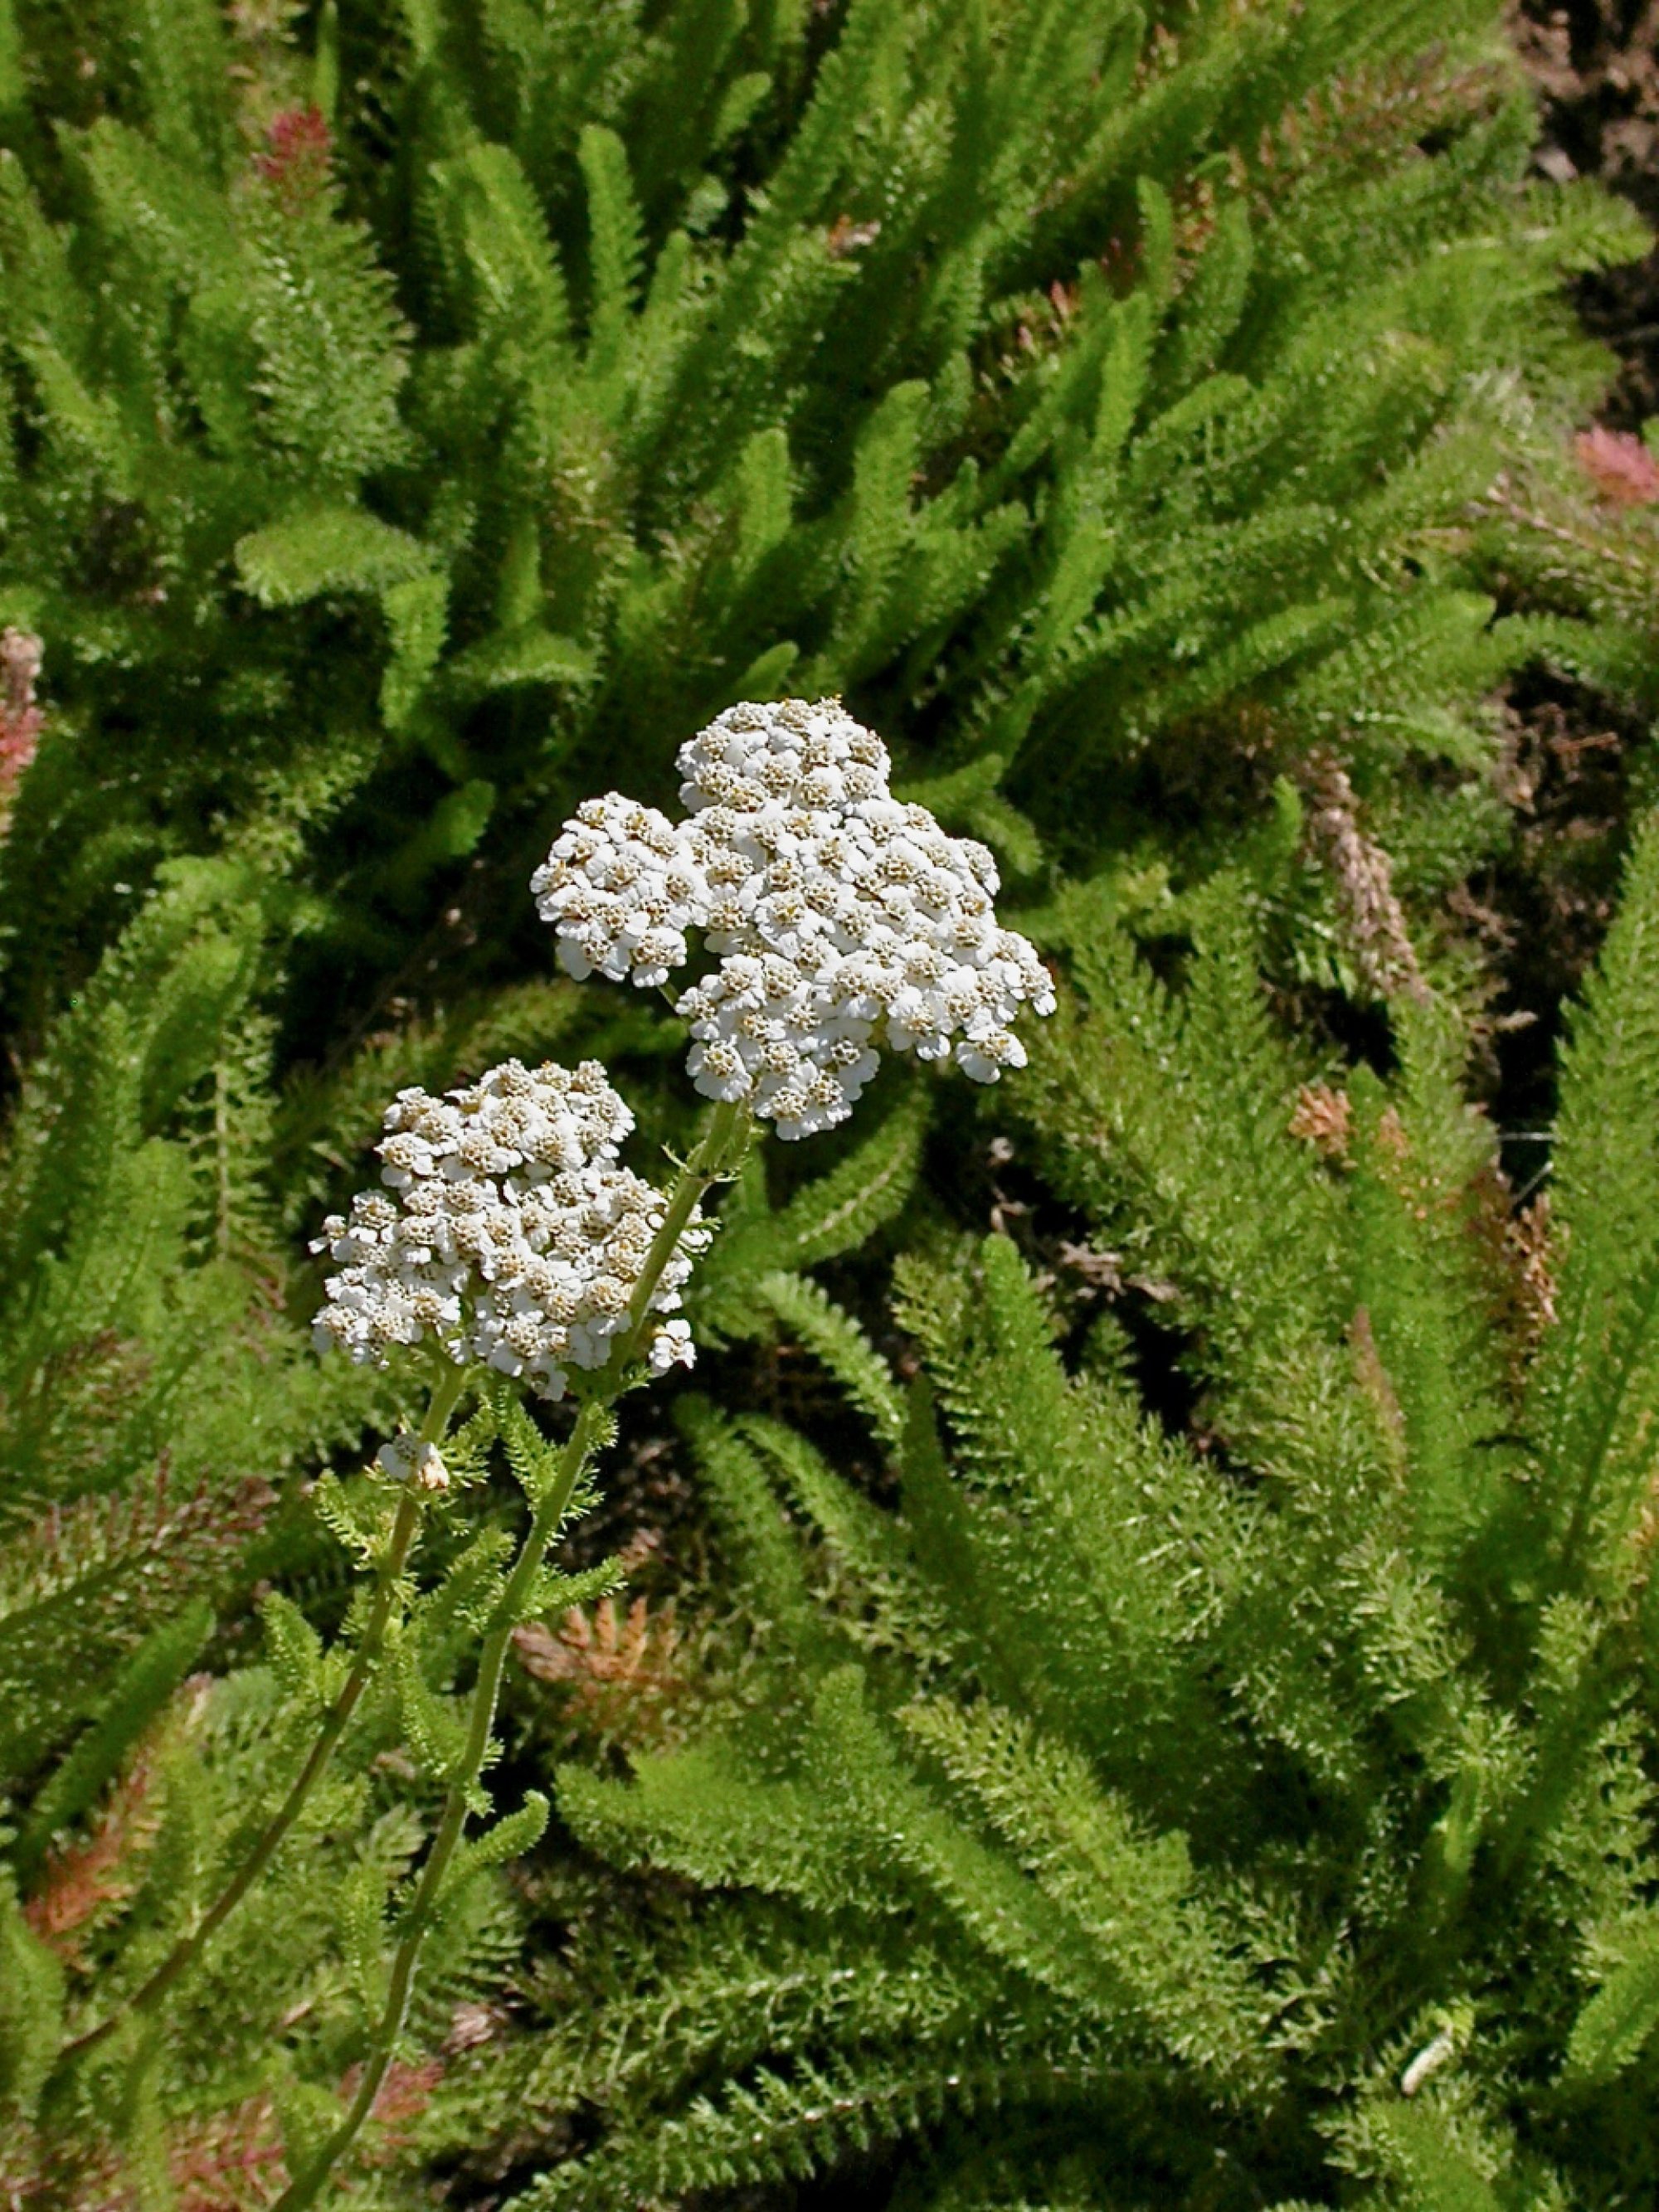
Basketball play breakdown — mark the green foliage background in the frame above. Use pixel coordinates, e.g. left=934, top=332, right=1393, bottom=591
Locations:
left=4, top=0, right=1659, bottom=2203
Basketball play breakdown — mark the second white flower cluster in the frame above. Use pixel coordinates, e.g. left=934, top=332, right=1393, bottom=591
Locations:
left=312, top=1059, right=708, bottom=1398
left=532, top=698, right=1055, bottom=1139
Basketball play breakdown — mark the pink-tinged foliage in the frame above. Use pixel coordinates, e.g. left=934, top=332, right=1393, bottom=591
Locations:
left=254, top=105, right=333, bottom=208
left=0, top=626, right=42, bottom=821
left=1574, top=425, right=1659, bottom=507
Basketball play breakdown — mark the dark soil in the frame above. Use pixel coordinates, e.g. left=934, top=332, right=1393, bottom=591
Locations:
left=1467, top=671, right=1642, bottom=1164
left=1461, top=8, right=1659, bottom=1154
left=1512, top=2, right=1659, bottom=422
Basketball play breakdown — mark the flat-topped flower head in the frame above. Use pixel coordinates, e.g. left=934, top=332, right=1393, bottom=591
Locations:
left=533, top=698, right=1054, bottom=1138
left=311, top=1058, right=708, bottom=1397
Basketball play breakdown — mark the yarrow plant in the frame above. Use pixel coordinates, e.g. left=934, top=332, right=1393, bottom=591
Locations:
left=533, top=698, right=1056, bottom=1138
left=55, top=702, right=1050, bottom=2207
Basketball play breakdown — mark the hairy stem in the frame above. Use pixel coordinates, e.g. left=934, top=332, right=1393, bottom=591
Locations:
left=270, top=1101, right=749, bottom=2210
left=616, top=1096, right=749, bottom=1369
left=61, top=1361, right=469, bottom=2064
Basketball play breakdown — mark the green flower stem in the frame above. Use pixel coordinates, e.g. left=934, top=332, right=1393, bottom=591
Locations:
left=270, top=1100, right=751, bottom=2211
left=60, top=1360, right=470, bottom=2066
left=615, top=1096, right=750, bottom=1369
left=271, top=1395, right=605, bottom=2212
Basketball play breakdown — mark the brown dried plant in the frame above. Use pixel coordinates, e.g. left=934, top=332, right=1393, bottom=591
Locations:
left=1301, top=756, right=1430, bottom=1005
left=514, top=1592, right=693, bottom=1749
left=1288, top=1082, right=1353, bottom=1164
left=22, top=1739, right=168, bottom=1969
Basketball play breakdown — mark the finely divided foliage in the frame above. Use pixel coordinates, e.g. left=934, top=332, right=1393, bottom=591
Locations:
left=406, top=821, right=1659, bottom=2210
left=0, top=0, right=1649, bottom=1049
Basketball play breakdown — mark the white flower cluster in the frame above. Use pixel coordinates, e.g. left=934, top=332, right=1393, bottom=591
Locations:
left=532, top=698, right=1054, bottom=1139
left=311, top=1059, right=706, bottom=1398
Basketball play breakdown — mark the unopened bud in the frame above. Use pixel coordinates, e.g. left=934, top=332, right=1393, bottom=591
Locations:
left=413, top=1442, right=450, bottom=1492
left=376, top=1434, right=449, bottom=1490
